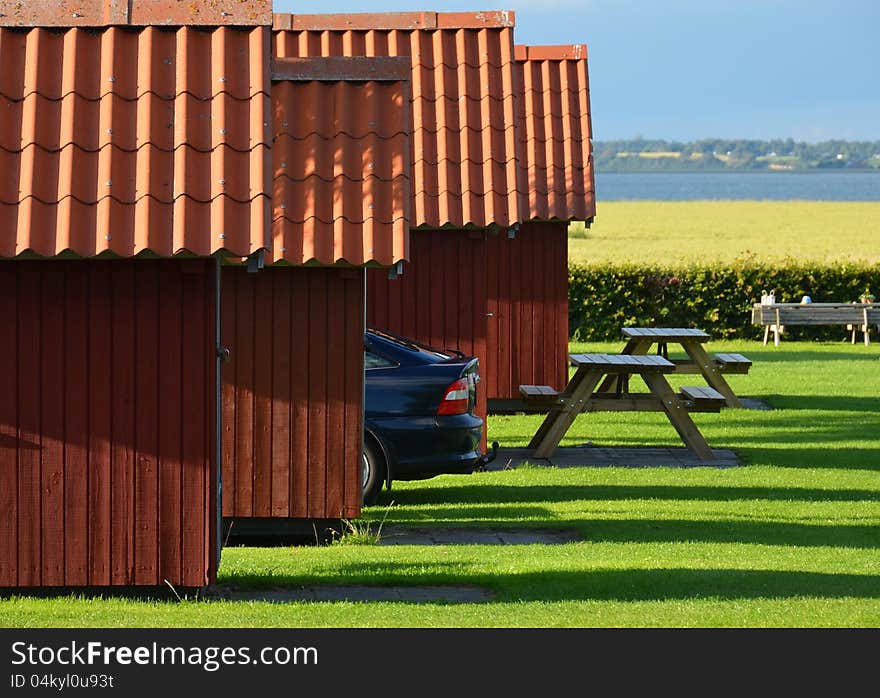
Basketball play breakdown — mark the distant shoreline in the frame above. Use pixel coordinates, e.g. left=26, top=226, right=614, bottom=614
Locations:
left=594, top=139, right=880, bottom=173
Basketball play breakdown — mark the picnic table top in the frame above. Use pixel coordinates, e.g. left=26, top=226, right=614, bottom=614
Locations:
left=569, top=353, right=675, bottom=373
left=621, top=327, right=710, bottom=342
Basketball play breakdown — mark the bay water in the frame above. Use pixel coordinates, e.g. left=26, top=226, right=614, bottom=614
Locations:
left=595, top=171, right=880, bottom=201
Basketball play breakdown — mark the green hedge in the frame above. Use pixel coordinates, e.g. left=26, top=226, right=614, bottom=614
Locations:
left=568, top=263, right=880, bottom=341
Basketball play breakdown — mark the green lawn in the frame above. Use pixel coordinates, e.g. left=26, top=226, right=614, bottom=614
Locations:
left=3, top=341, right=879, bottom=627
left=568, top=201, right=880, bottom=266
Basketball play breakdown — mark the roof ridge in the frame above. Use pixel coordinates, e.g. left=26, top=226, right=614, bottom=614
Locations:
left=273, top=11, right=515, bottom=32
left=0, top=0, right=273, bottom=27
left=514, top=44, right=588, bottom=61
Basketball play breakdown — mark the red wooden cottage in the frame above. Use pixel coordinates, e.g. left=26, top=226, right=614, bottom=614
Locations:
left=218, top=11, right=596, bottom=531
left=220, top=57, right=412, bottom=531
left=0, top=1, right=413, bottom=586
left=0, top=1, right=274, bottom=588
left=272, top=12, right=596, bottom=418
left=0, top=4, right=595, bottom=574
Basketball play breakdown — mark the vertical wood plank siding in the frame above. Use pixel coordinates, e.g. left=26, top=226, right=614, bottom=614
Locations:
left=367, top=229, right=489, bottom=423
left=367, top=223, right=568, bottom=403
left=0, top=259, right=217, bottom=588
left=221, top=266, right=364, bottom=521
left=486, top=222, right=569, bottom=400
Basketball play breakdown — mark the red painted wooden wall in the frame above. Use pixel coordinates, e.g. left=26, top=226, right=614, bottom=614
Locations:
left=367, top=222, right=568, bottom=406
left=0, top=259, right=218, bottom=588
left=221, top=266, right=364, bottom=521
left=486, top=222, right=569, bottom=400
left=367, top=229, right=489, bottom=422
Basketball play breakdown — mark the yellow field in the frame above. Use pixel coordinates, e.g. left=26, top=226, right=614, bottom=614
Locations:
left=568, top=201, right=880, bottom=266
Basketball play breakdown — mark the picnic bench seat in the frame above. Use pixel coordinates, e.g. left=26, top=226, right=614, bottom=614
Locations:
left=711, top=353, right=752, bottom=374
left=519, top=383, right=726, bottom=413
left=664, top=352, right=752, bottom=375
left=678, top=385, right=726, bottom=411
left=519, top=384, right=563, bottom=409
left=752, top=302, right=880, bottom=346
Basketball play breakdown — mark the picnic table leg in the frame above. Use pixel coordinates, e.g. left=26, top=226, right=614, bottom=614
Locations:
left=530, top=368, right=604, bottom=459
left=597, top=338, right=651, bottom=393
left=641, top=372, right=715, bottom=461
left=682, top=342, right=743, bottom=409
left=527, top=406, right=565, bottom=450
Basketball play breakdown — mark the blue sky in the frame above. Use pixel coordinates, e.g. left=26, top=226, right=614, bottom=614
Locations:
left=273, top=1, right=880, bottom=142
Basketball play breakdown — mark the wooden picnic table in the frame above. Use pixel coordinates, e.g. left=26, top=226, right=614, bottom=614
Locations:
left=523, top=353, right=723, bottom=461
left=597, top=327, right=750, bottom=409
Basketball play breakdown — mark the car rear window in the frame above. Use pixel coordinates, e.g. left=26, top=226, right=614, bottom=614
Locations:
left=367, top=329, right=459, bottom=363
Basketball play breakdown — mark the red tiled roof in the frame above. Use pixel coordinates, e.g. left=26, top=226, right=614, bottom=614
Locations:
left=515, top=44, right=595, bottom=222
left=0, top=0, right=273, bottom=27
left=0, top=9, right=594, bottom=263
left=273, top=12, right=524, bottom=230
left=271, top=57, right=411, bottom=266
left=0, top=25, right=272, bottom=259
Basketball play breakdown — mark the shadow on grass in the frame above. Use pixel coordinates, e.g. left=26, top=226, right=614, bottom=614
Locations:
left=383, top=483, right=880, bottom=506
left=572, top=519, right=879, bottom=549
left=750, top=395, right=880, bottom=412
left=365, top=515, right=880, bottom=550
left=223, top=563, right=880, bottom=602
left=732, top=448, right=880, bottom=471
left=488, top=406, right=879, bottom=469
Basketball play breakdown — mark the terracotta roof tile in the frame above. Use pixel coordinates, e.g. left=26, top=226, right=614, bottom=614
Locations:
left=273, top=14, right=523, bottom=229
left=0, top=25, right=272, bottom=259
left=515, top=44, right=595, bottom=222
left=271, top=76, right=410, bottom=266
left=0, top=0, right=273, bottom=27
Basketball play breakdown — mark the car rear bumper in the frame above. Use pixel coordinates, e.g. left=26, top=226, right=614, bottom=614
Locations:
left=367, top=414, right=484, bottom=480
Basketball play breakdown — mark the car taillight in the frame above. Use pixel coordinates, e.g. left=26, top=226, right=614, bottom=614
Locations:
left=437, top=377, right=470, bottom=415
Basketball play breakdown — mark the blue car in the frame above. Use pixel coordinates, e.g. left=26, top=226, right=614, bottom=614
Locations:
left=363, top=328, right=493, bottom=505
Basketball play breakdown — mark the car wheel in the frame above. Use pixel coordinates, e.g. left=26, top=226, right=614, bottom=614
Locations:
left=362, top=439, right=385, bottom=507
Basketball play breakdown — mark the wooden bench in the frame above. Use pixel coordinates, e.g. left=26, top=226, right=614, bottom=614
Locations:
left=519, top=385, right=564, bottom=409
left=519, top=384, right=726, bottom=414
left=666, top=352, right=752, bottom=375
left=678, top=385, right=726, bottom=412
left=711, top=353, right=752, bottom=374
left=751, top=303, right=880, bottom=346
